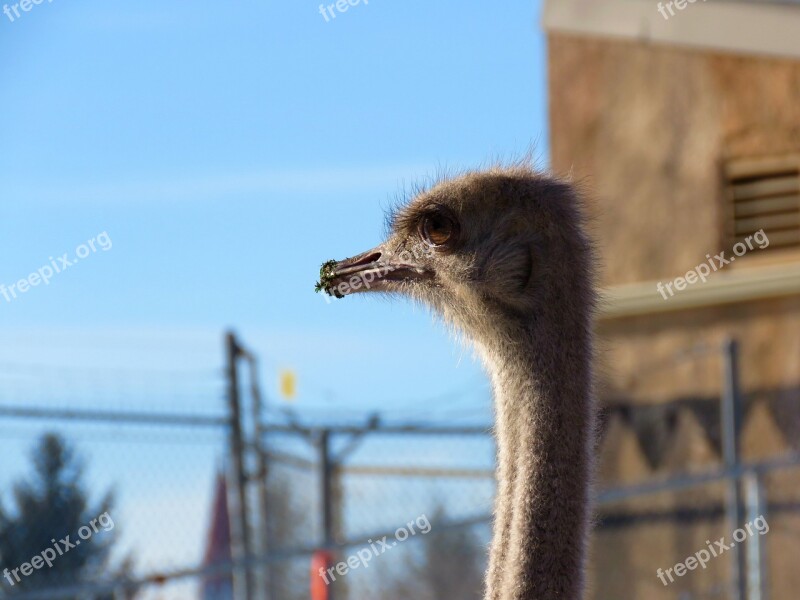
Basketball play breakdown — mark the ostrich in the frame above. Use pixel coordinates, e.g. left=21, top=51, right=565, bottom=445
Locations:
left=317, top=164, right=596, bottom=600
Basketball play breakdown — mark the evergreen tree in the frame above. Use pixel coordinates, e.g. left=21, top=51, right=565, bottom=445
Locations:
left=0, top=433, right=130, bottom=597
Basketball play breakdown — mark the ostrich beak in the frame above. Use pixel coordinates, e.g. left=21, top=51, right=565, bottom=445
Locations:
left=316, top=244, right=432, bottom=298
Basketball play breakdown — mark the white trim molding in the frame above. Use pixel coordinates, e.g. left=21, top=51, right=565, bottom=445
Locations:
left=600, top=262, right=800, bottom=319
left=543, top=0, right=800, bottom=60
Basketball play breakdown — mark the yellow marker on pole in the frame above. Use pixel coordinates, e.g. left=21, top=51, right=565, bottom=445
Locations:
left=280, top=370, right=297, bottom=401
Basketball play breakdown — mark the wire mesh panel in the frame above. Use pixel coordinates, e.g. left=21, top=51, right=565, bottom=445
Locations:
left=762, top=467, right=800, bottom=600
left=592, top=483, right=732, bottom=600
left=0, top=365, right=230, bottom=600
left=2, top=337, right=800, bottom=600
left=259, top=426, right=496, bottom=600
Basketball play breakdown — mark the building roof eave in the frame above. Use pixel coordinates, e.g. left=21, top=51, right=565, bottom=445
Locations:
left=543, top=0, right=800, bottom=60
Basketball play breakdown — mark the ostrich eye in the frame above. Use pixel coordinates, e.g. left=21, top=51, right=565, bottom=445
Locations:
left=419, top=210, right=459, bottom=248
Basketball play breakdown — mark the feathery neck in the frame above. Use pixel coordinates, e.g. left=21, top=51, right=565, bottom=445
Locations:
left=479, top=300, right=594, bottom=600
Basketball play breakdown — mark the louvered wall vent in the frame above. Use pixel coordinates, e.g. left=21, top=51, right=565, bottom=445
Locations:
left=725, top=154, right=800, bottom=251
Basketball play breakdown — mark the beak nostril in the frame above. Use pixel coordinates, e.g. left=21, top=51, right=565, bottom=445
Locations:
left=344, top=251, right=382, bottom=269
left=328, top=250, right=385, bottom=281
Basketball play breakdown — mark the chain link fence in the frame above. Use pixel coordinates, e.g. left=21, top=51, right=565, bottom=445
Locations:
left=0, top=335, right=799, bottom=599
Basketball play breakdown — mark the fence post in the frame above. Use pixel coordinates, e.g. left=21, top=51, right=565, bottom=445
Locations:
left=318, top=428, right=336, bottom=600
left=722, top=338, right=746, bottom=600
left=226, top=331, right=254, bottom=600
left=245, top=352, right=275, bottom=599
left=744, top=472, right=768, bottom=600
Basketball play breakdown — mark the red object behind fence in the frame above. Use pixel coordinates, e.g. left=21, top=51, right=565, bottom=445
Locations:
left=310, top=550, right=334, bottom=600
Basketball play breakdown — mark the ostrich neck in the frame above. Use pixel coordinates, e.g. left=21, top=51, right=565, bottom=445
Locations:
left=482, top=314, right=594, bottom=600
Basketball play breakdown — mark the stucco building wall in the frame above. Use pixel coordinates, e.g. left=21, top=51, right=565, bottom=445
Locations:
left=547, top=25, right=800, bottom=600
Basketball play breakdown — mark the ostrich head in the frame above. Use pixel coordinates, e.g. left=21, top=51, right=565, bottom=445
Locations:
left=318, top=164, right=596, bottom=600
left=318, top=165, right=593, bottom=346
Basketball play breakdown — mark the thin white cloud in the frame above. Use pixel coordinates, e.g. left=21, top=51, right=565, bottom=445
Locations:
left=4, top=165, right=431, bottom=205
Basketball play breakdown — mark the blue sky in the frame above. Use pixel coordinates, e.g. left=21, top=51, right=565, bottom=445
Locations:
left=0, top=0, right=547, bottom=589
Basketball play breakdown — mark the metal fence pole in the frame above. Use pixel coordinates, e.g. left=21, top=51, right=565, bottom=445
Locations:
left=744, top=472, right=768, bottom=600
left=243, top=351, right=275, bottom=599
left=318, top=428, right=336, bottom=600
left=722, top=338, right=747, bottom=600
left=226, top=331, right=254, bottom=600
